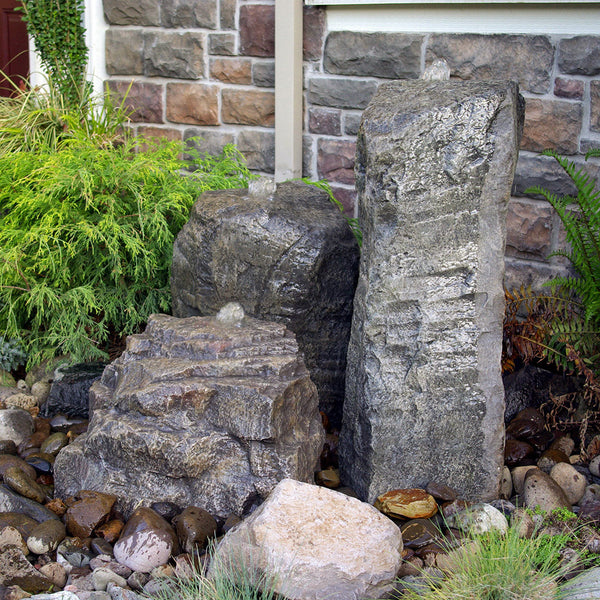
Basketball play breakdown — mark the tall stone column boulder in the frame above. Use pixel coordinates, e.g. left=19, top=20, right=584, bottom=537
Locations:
left=339, top=80, right=523, bottom=502
left=170, top=181, right=360, bottom=427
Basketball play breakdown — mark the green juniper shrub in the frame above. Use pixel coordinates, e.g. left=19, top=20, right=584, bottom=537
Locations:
left=0, top=135, right=253, bottom=368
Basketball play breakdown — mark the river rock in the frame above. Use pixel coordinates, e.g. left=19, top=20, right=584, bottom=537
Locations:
left=0, top=410, right=34, bottom=447
left=523, top=468, right=571, bottom=512
left=0, top=546, right=53, bottom=593
left=113, top=529, right=172, bottom=574
left=0, top=485, right=58, bottom=523
left=3, top=467, right=46, bottom=504
left=339, top=80, right=523, bottom=502
left=27, top=519, right=66, bottom=555
left=119, top=507, right=178, bottom=555
left=446, top=502, right=509, bottom=534
left=550, top=462, right=587, bottom=505
left=54, top=313, right=324, bottom=519
left=0, top=526, right=27, bottom=554
left=374, top=488, right=438, bottom=519
left=0, top=455, right=37, bottom=481
left=212, top=479, right=403, bottom=600
left=0, top=513, right=38, bottom=538
left=171, top=180, right=360, bottom=427
left=64, top=491, right=117, bottom=538
left=172, top=506, right=216, bottom=554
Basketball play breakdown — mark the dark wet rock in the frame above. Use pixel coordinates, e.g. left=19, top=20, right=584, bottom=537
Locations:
left=91, top=538, right=114, bottom=557
left=17, top=431, right=47, bottom=455
left=505, top=417, right=544, bottom=440
left=119, top=507, right=178, bottom=555
left=171, top=180, right=360, bottom=427
left=0, top=513, right=38, bottom=539
left=0, top=546, right=52, bottom=593
left=400, top=519, right=440, bottom=549
left=0, top=485, right=58, bottom=523
left=0, top=455, right=37, bottom=481
left=426, top=482, right=458, bottom=503
left=173, top=506, right=217, bottom=553
left=41, top=363, right=105, bottom=419
left=503, top=365, right=583, bottom=423
left=504, top=439, right=535, bottom=467
left=222, top=514, right=241, bottom=534
left=149, top=502, right=181, bottom=522
left=537, top=448, right=570, bottom=473
left=490, top=499, right=517, bottom=516
left=95, top=520, right=124, bottom=544
left=27, top=519, right=66, bottom=555
left=64, top=491, right=117, bottom=538
left=55, top=313, right=324, bottom=520
left=3, top=467, right=46, bottom=503
left=527, top=431, right=554, bottom=452
left=40, top=433, right=68, bottom=456
left=24, top=456, right=53, bottom=475
left=0, top=441, right=17, bottom=455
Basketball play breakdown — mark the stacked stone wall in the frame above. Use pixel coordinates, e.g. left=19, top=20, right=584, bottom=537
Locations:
left=103, top=0, right=600, bottom=288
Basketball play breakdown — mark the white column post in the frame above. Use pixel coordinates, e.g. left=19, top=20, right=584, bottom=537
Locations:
left=275, top=0, right=303, bottom=182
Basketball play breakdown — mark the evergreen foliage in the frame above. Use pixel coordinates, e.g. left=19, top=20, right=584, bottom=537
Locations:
left=527, top=149, right=600, bottom=326
left=0, top=134, right=253, bottom=368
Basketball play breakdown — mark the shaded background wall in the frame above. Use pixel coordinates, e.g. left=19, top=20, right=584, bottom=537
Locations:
left=102, top=0, right=600, bottom=289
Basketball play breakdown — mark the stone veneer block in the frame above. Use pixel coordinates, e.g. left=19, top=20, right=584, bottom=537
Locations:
left=308, top=78, right=378, bottom=110
left=210, top=59, right=252, bottom=85
left=237, top=130, right=275, bottom=172
left=161, top=0, right=217, bottom=29
left=324, top=32, right=422, bottom=79
left=107, top=81, right=163, bottom=124
left=340, top=80, right=523, bottom=502
left=427, top=34, right=554, bottom=94
left=252, top=61, right=275, bottom=88
left=103, top=0, right=160, bottom=26
left=521, top=98, right=582, bottom=155
left=184, top=129, right=235, bottom=158
left=592, top=81, right=600, bottom=133
left=239, top=4, right=274, bottom=57
left=105, top=29, right=144, bottom=76
left=303, top=7, right=327, bottom=61
left=171, top=181, right=360, bottom=426
left=222, top=89, right=275, bottom=127
left=505, top=199, right=552, bottom=260
left=144, top=32, right=204, bottom=79
left=558, top=36, right=600, bottom=76
left=317, top=139, right=356, bottom=185
left=220, top=0, right=236, bottom=29
left=209, top=33, right=236, bottom=56
left=166, top=83, right=219, bottom=126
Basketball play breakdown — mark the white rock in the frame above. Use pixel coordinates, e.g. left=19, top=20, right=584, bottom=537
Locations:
left=92, top=567, right=128, bottom=591
left=212, top=478, right=403, bottom=600
left=113, top=529, right=172, bottom=573
left=24, top=593, right=79, bottom=600
left=0, top=408, right=34, bottom=445
left=550, top=462, right=587, bottom=505
left=446, top=503, right=508, bottom=535
left=0, top=525, right=28, bottom=554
